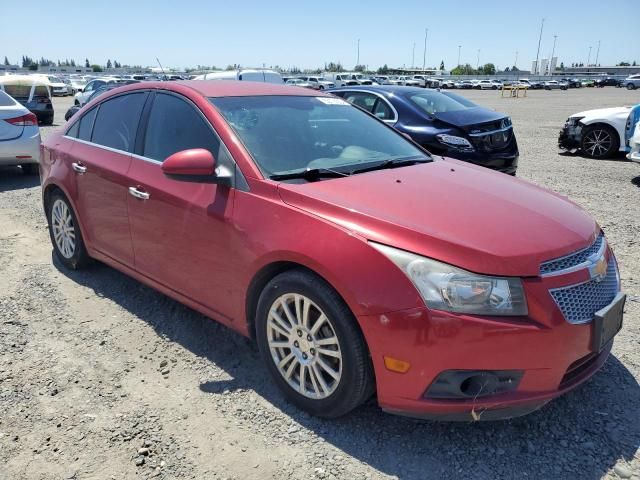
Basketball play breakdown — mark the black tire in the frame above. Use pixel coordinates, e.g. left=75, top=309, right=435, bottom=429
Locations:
left=42, top=116, right=54, bottom=126
left=492, top=85, right=498, bottom=90
left=581, top=124, right=620, bottom=159
left=74, top=99, right=80, bottom=105
left=318, top=85, right=324, bottom=90
left=46, top=191, right=90, bottom=270
left=21, top=164, right=39, bottom=175
left=255, top=269, right=374, bottom=418
left=627, top=84, right=636, bottom=90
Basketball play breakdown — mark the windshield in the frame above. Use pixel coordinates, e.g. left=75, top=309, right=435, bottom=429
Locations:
left=210, top=95, right=429, bottom=178
left=406, top=90, right=477, bottom=115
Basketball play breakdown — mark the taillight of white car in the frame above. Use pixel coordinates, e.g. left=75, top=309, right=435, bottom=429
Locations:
left=4, top=113, right=38, bottom=126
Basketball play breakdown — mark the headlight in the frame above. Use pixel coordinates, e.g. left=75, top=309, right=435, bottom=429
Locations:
left=370, top=242, right=528, bottom=316
left=436, top=134, right=474, bottom=151
left=567, top=116, right=584, bottom=126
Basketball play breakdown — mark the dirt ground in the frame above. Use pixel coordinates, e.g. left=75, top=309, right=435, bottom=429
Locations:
left=0, top=87, right=639, bottom=480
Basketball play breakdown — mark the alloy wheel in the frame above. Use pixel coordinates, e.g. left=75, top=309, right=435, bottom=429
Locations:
left=266, top=293, right=342, bottom=400
left=51, top=199, right=76, bottom=259
left=583, top=129, right=612, bottom=157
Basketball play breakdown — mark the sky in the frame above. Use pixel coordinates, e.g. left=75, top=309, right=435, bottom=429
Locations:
left=1, top=0, right=638, bottom=71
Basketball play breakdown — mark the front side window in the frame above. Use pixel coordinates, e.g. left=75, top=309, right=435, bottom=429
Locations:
left=91, top=93, right=146, bottom=152
left=211, top=95, right=428, bottom=178
left=143, top=93, right=219, bottom=162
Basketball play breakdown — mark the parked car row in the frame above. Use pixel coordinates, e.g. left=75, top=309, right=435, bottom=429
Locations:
left=37, top=79, right=625, bottom=422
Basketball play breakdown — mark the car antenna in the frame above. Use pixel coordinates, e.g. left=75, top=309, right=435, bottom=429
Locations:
left=156, top=57, right=167, bottom=80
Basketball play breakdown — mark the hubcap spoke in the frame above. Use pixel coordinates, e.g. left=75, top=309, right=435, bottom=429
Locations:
left=267, top=293, right=342, bottom=400
left=51, top=200, right=76, bottom=259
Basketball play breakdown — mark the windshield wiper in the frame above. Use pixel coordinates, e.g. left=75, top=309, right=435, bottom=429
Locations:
left=270, top=167, right=350, bottom=181
left=348, top=156, right=431, bottom=175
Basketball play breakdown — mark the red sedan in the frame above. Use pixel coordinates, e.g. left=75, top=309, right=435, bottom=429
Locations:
left=40, top=81, right=625, bottom=420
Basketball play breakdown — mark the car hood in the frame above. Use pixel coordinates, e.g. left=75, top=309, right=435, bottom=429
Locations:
left=571, top=106, right=631, bottom=120
left=277, top=159, right=597, bottom=277
left=433, top=107, right=507, bottom=128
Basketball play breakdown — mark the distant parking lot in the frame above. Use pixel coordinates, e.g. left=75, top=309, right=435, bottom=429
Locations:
left=1, top=86, right=639, bottom=480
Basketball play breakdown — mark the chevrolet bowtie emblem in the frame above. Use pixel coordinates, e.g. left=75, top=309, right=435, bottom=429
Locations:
left=590, top=255, right=608, bottom=282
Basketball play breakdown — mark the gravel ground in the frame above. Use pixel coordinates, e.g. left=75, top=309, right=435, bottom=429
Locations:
left=0, top=88, right=639, bottom=480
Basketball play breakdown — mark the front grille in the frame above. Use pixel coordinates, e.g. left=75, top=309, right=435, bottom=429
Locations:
left=466, top=119, right=513, bottom=151
left=540, top=233, right=605, bottom=275
left=550, top=259, right=618, bottom=324
left=559, top=352, right=600, bottom=389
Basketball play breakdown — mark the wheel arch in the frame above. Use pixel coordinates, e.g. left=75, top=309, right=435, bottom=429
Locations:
left=580, top=121, right=622, bottom=149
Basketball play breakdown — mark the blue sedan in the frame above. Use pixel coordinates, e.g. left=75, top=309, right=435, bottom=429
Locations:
left=328, top=85, right=519, bottom=174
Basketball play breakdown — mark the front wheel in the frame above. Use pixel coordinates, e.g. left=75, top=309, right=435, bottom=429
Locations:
left=581, top=125, right=619, bottom=159
left=256, top=270, right=374, bottom=418
left=47, top=192, right=90, bottom=269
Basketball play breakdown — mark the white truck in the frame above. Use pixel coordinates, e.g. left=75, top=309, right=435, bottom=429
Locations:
left=193, top=69, right=283, bottom=84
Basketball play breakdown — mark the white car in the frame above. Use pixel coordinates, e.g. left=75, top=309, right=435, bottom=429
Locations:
left=395, top=76, right=422, bottom=87
left=623, top=74, right=640, bottom=90
left=285, top=78, right=314, bottom=89
left=628, top=121, right=640, bottom=163
left=42, top=75, right=69, bottom=96
left=74, top=78, right=119, bottom=106
left=298, top=76, right=334, bottom=90
left=559, top=106, right=634, bottom=159
left=543, top=80, right=568, bottom=90
left=476, top=80, right=500, bottom=90
left=68, top=79, right=87, bottom=95
left=0, top=90, right=41, bottom=174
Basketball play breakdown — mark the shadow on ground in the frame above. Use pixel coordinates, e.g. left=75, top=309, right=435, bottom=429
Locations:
left=56, top=258, right=640, bottom=480
left=0, top=166, right=40, bottom=192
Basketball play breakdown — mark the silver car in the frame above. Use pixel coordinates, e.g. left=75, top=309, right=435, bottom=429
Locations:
left=0, top=90, right=41, bottom=174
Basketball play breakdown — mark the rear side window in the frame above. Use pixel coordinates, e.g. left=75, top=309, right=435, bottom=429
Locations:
left=78, top=108, right=97, bottom=141
left=142, top=93, right=219, bottom=162
left=0, top=90, right=16, bottom=107
left=66, top=120, right=80, bottom=138
left=91, top=93, right=147, bottom=152
left=3, top=84, right=31, bottom=98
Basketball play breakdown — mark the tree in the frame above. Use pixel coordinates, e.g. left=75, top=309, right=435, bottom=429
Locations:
left=504, top=66, right=510, bottom=72
left=324, top=62, right=343, bottom=72
left=511, top=65, right=520, bottom=72
left=634, top=61, right=638, bottom=67
left=85, top=58, right=90, bottom=68
left=480, top=63, right=496, bottom=75
left=354, top=64, right=366, bottom=72
left=91, top=64, right=103, bottom=72
left=559, top=62, right=565, bottom=70
left=376, top=64, right=389, bottom=74
left=439, top=60, right=445, bottom=70
left=106, top=59, right=112, bottom=69
left=70, top=59, right=76, bottom=67
left=3, top=56, right=9, bottom=66
left=450, top=63, right=477, bottom=75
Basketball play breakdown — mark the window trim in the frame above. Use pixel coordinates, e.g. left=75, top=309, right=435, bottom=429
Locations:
left=89, top=91, right=149, bottom=153
left=335, top=89, right=398, bottom=123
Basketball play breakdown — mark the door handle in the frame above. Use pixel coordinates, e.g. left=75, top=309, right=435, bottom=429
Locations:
left=71, top=162, right=87, bottom=174
left=128, top=186, right=150, bottom=200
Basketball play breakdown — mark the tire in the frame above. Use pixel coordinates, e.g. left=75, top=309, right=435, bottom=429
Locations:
left=21, top=164, right=39, bottom=175
left=46, top=191, right=90, bottom=270
left=627, top=84, right=636, bottom=90
left=580, top=124, right=620, bottom=159
left=74, top=99, right=80, bottom=106
left=318, top=85, right=324, bottom=90
left=255, top=269, right=374, bottom=418
left=42, top=116, right=54, bottom=126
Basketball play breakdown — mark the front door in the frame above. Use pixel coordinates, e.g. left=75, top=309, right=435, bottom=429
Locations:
left=126, top=92, right=238, bottom=320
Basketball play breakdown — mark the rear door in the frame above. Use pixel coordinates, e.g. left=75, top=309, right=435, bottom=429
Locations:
left=127, top=91, right=239, bottom=319
left=66, top=92, right=148, bottom=265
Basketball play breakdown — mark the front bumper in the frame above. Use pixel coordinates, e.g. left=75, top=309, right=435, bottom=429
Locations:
left=628, top=150, right=640, bottom=163
left=360, top=280, right=620, bottom=421
left=558, top=122, right=582, bottom=151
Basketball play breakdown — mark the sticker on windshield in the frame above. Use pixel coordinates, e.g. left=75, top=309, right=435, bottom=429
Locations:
left=316, top=97, right=349, bottom=105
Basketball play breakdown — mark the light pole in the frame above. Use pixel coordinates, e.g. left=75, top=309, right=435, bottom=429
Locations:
left=412, top=42, right=416, bottom=69
left=549, top=35, right=558, bottom=74
left=356, top=39, right=360, bottom=66
left=422, top=28, right=428, bottom=71
left=476, top=49, right=480, bottom=70
left=514, top=50, right=518, bottom=69
left=587, top=45, right=592, bottom=67
left=535, top=18, right=545, bottom=75
left=457, top=45, right=461, bottom=67
left=595, top=40, right=601, bottom=66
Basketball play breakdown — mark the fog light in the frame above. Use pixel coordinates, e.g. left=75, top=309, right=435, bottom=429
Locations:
left=424, top=370, right=523, bottom=399
left=384, top=356, right=411, bottom=373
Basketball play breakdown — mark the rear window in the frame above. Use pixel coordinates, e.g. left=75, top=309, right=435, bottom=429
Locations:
left=91, top=93, right=147, bottom=152
left=3, top=84, right=31, bottom=98
left=0, top=90, right=16, bottom=107
left=406, top=90, right=476, bottom=115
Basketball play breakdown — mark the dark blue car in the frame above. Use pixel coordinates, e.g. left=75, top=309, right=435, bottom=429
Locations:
left=328, top=86, right=519, bottom=174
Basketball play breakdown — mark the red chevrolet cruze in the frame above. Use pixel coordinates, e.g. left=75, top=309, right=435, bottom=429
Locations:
left=40, top=81, right=625, bottom=420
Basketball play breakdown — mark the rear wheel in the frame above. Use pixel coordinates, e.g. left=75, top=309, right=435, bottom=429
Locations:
left=256, top=270, right=374, bottom=418
left=581, top=125, right=619, bottom=159
left=46, top=192, right=90, bottom=269
left=627, top=83, right=636, bottom=90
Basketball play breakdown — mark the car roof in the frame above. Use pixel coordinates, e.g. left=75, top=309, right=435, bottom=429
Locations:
left=328, top=85, right=432, bottom=96
left=109, top=80, right=326, bottom=98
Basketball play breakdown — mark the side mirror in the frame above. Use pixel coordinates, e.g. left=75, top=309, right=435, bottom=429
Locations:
left=162, top=148, right=228, bottom=184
